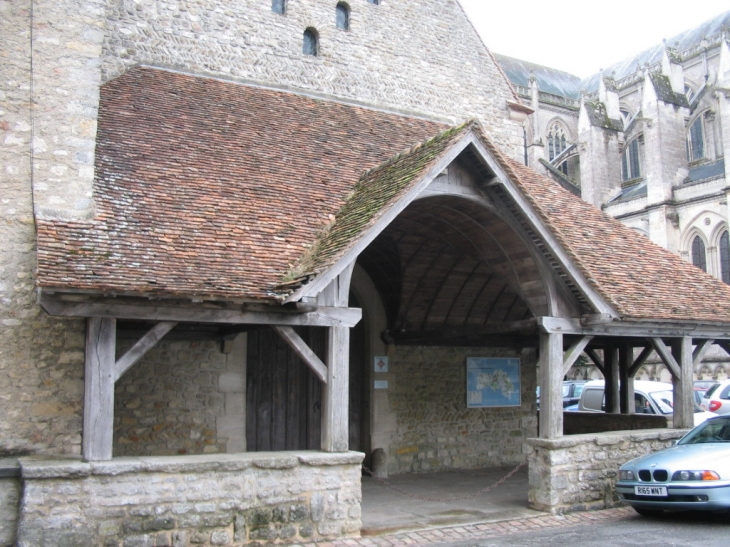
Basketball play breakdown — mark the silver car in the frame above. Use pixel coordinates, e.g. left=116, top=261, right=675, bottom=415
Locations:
left=616, top=415, right=730, bottom=516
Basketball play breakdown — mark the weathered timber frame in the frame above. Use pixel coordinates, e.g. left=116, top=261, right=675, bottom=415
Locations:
left=41, top=266, right=360, bottom=461
left=537, top=316, right=730, bottom=437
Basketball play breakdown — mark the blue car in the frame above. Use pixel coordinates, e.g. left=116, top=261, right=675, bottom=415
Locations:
left=616, top=415, right=730, bottom=516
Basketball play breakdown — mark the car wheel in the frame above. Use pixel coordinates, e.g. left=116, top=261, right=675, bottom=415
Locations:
left=633, top=507, right=664, bottom=517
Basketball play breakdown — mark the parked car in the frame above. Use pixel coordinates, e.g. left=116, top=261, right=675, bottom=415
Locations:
left=536, top=380, right=588, bottom=409
left=616, top=415, right=730, bottom=516
left=577, top=380, right=715, bottom=426
left=702, top=379, right=730, bottom=415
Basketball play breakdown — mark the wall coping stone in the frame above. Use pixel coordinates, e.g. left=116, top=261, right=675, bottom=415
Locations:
left=18, top=450, right=365, bottom=480
left=0, top=458, right=20, bottom=478
left=526, top=428, right=688, bottom=449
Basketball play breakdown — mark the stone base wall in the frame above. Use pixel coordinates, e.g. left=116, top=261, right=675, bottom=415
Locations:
left=0, top=460, right=21, bottom=547
left=17, top=451, right=363, bottom=547
left=386, top=347, right=537, bottom=475
left=527, top=429, right=686, bottom=514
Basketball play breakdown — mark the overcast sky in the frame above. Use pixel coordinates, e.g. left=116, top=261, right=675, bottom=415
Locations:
left=458, top=0, right=729, bottom=78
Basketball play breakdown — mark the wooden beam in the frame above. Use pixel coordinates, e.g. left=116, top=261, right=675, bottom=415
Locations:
left=538, top=316, right=730, bottom=339
left=619, top=343, right=633, bottom=415
left=628, top=345, right=653, bottom=378
left=272, top=326, right=328, bottom=384
left=40, top=295, right=361, bottom=328
left=605, top=346, right=619, bottom=414
left=562, top=335, right=593, bottom=376
left=114, top=322, right=177, bottom=381
left=320, top=266, right=354, bottom=452
left=672, top=338, right=694, bottom=429
left=584, top=347, right=605, bottom=375
left=693, top=339, right=715, bottom=367
left=648, top=337, right=680, bottom=378
left=539, top=332, right=564, bottom=439
left=83, top=317, right=116, bottom=462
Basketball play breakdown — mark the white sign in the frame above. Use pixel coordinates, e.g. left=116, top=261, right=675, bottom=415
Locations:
left=374, top=356, right=388, bottom=373
left=374, top=381, right=389, bottom=390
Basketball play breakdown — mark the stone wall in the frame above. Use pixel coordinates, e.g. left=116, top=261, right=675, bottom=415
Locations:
left=385, top=347, right=537, bottom=475
left=527, top=429, right=686, bottom=514
left=100, top=0, right=524, bottom=159
left=114, top=335, right=246, bottom=457
left=17, top=451, right=363, bottom=547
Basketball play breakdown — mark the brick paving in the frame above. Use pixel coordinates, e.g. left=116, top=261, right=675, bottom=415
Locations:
left=295, top=507, right=635, bottom=547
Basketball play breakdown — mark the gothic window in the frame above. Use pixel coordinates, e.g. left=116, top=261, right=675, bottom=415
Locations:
left=547, top=122, right=568, bottom=175
left=620, top=108, right=633, bottom=130
left=691, top=235, right=707, bottom=272
left=621, top=137, right=641, bottom=181
left=272, top=0, right=286, bottom=15
left=721, top=231, right=730, bottom=284
left=687, top=116, right=705, bottom=162
left=303, top=28, right=319, bottom=56
left=336, top=3, right=350, bottom=30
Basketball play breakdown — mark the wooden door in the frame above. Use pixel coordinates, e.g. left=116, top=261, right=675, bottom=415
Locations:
left=246, top=320, right=367, bottom=452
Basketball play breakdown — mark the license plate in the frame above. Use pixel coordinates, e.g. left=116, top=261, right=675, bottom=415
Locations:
left=635, top=485, right=667, bottom=496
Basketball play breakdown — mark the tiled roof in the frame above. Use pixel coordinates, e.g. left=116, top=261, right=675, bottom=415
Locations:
left=36, top=67, right=447, bottom=301
left=36, top=67, right=730, bottom=324
left=295, top=121, right=476, bottom=279
left=490, top=153, right=730, bottom=324
left=494, top=54, right=582, bottom=99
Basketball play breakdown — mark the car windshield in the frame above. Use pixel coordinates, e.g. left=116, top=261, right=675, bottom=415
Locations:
left=678, top=419, right=730, bottom=444
left=704, top=383, right=722, bottom=398
left=649, top=390, right=674, bottom=415
left=573, top=384, right=584, bottom=397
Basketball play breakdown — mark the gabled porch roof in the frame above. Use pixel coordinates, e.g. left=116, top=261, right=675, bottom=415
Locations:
left=35, top=66, right=730, bottom=328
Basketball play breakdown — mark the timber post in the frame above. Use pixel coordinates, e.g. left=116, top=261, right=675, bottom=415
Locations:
left=320, top=263, right=355, bottom=452
left=539, top=331, right=563, bottom=438
left=671, top=337, right=694, bottom=429
left=83, top=317, right=117, bottom=462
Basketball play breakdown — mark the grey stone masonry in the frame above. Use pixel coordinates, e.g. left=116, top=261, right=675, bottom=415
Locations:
left=101, top=0, right=524, bottom=161
left=16, top=451, right=364, bottom=547
left=387, top=347, right=537, bottom=475
left=526, top=429, right=686, bottom=514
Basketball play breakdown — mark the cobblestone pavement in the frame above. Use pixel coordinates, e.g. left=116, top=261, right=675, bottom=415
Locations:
left=294, top=507, right=635, bottom=547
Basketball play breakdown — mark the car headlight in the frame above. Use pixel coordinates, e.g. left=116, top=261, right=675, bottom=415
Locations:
left=619, top=470, right=635, bottom=481
left=671, top=470, right=721, bottom=481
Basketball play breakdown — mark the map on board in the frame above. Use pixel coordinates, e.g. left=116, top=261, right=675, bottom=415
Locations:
left=466, top=357, right=521, bottom=408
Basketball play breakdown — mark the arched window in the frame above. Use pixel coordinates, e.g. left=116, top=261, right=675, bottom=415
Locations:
left=303, top=28, right=319, bottom=56
left=272, top=0, right=286, bottom=15
left=691, top=235, right=707, bottom=272
left=720, top=231, right=730, bottom=284
left=336, top=3, right=350, bottom=30
left=621, top=137, right=641, bottom=181
left=687, top=116, right=705, bottom=161
left=547, top=122, right=568, bottom=175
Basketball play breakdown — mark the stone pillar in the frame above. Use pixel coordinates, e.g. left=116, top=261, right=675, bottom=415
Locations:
left=539, top=332, right=563, bottom=439
left=217, top=334, right=247, bottom=453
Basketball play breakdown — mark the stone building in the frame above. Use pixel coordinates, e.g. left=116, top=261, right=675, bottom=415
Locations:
left=498, top=11, right=730, bottom=382
left=3, top=2, right=730, bottom=546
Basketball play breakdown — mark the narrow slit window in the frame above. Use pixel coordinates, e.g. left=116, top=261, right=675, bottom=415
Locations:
left=303, top=28, right=319, bottom=56
left=336, top=3, right=350, bottom=30
left=272, top=0, right=286, bottom=15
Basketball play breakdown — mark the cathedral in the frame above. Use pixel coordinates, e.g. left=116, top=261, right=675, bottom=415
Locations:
left=2, top=2, right=730, bottom=546
left=496, top=10, right=730, bottom=381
